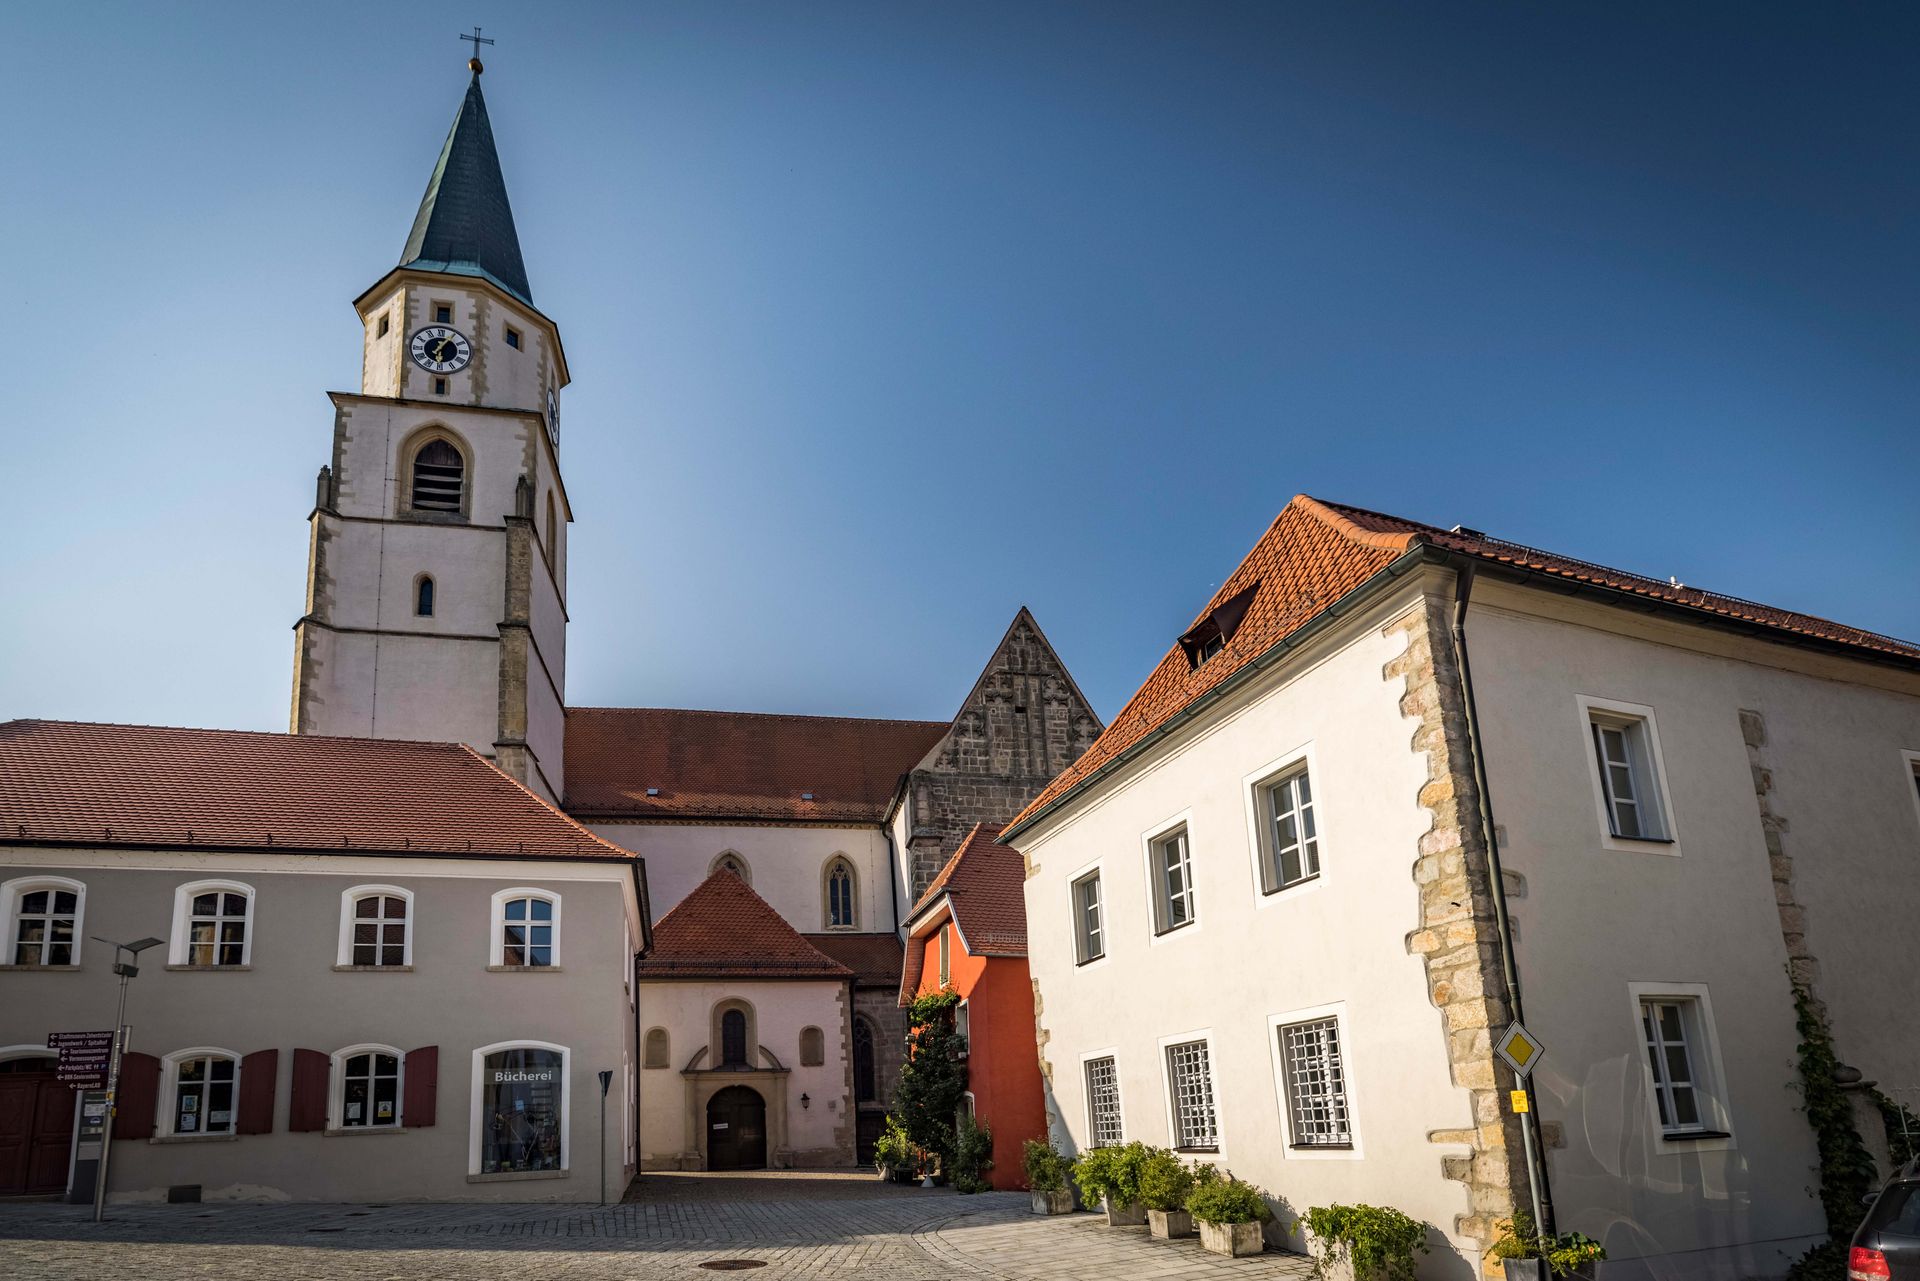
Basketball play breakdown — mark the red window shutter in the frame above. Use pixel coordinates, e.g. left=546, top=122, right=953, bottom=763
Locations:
left=403, top=1046, right=438, bottom=1128
left=112, top=1052, right=161, bottom=1140
left=237, top=1049, right=278, bottom=1135
left=289, top=1048, right=330, bottom=1132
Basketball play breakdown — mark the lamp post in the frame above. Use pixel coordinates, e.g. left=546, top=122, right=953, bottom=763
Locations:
left=91, top=936, right=164, bottom=1223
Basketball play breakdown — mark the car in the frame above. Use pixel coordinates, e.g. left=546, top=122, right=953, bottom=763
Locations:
left=1851, top=1161, right=1920, bottom=1279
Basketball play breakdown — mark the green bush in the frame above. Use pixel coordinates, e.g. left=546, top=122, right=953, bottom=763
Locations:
left=1073, top=1141, right=1152, bottom=1208
left=950, top=1116, right=995, bottom=1195
left=1491, top=1213, right=1607, bottom=1277
left=873, top=1116, right=913, bottom=1173
left=894, top=990, right=968, bottom=1168
left=1022, top=1140, right=1074, bottom=1194
left=1186, top=1174, right=1273, bottom=1226
left=1138, top=1149, right=1209, bottom=1212
left=1299, top=1204, right=1428, bottom=1281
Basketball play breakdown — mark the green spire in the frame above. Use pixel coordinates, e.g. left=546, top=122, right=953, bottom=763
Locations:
left=399, top=69, right=532, bottom=304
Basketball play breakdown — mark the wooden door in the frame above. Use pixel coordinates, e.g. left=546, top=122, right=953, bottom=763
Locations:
left=705, top=1086, right=766, bottom=1170
left=0, top=1073, right=71, bottom=1196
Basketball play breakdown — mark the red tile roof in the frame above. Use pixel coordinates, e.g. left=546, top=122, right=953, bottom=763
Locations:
left=900, top=823, right=1029, bottom=1004
left=0, top=720, right=631, bottom=860
left=1007, top=495, right=1920, bottom=836
left=564, top=707, right=948, bottom=824
left=637, top=870, right=854, bottom=980
left=801, top=932, right=905, bottom=985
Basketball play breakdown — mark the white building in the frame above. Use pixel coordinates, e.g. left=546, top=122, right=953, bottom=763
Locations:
left=1001, top=494, right=1920, bottom=1280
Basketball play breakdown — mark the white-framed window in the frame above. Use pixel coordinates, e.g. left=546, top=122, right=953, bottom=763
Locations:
left=937, top=925, right=951, bottom=985
left=163, top=1048, right=241, bottom=1136
left=1071, top=870, right=1104, bottom=964
left=489, top=887, right=560, bottom=967
left=470, top=1040, right=569, bottom=1175
left=337, top=885, right=413, bottom=968
left=333, top=1044, right=404, bottom=1130
left=1084, top=1052, right=1123, bottom=1148
left=1279, top=1017, right=1352, bottom=1149
left=1627, top=982, right=1733, bottom=1149
left=169, top=880, right=255, bottom=967
left=824, top=857, right=858, bottom=929
left=1163, top=1036, right=1218, bottom=1152
left=956, top=1000, right=970, bottom=1054
left=2, top=876, right=85, bottom=967
left=1146, top=823, right=1196, bottom=935
left=1257, top=764, right=1321, bottom=893
left=1578, top=697, right=1675, bottom=846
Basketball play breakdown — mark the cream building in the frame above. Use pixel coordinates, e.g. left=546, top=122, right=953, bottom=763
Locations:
left=1002, top=495, right=1920, bottom=1280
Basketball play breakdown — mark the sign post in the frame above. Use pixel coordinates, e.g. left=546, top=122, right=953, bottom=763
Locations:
left=1494, top=1021, right=1549, bottom=1243
left=48, top=1031, right=115, bottom=1206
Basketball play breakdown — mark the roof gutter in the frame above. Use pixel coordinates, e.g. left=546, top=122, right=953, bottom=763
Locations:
left=1000, top=545, right=1435, bottom=843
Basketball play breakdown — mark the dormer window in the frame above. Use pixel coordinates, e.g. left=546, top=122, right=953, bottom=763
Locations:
left=1179, top=582, right=1259, bottom=669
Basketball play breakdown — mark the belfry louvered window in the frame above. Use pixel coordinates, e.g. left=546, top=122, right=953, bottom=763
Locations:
left=410, top=439, right=465, bottom=512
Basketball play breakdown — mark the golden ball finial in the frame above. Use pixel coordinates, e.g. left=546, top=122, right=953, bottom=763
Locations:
left=468, top=56, right=484, bottom=75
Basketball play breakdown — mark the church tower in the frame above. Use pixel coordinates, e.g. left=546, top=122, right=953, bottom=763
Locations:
left=291, top=58, right=570, bottom=802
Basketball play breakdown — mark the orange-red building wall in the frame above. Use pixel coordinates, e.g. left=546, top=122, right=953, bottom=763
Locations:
left=913, top=920, right=1047, bottom=1191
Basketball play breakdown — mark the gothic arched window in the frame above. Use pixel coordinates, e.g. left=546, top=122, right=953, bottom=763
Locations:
left=825, top=858, right=856, bottom=930
left=721, top=1009, right=748, bottom=1068
left=414, top=575, right=435, bottom=617
left=852, top=1016, right=877, bottom=1103
left=711, top=852, right=750, bottom=884
left=409, top=439, right=465, bottom=513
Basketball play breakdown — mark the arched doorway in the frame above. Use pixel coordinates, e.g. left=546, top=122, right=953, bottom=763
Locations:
left=706, top=1086, right=766, bottom=1170
left=0, top=1052, right=70, bottom=1195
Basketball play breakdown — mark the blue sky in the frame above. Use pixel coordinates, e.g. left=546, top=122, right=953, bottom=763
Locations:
left=3, top=2, right=1916, bottom=731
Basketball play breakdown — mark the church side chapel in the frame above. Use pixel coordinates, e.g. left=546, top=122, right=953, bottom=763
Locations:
left=285, top=53, right=1104, bottom=1175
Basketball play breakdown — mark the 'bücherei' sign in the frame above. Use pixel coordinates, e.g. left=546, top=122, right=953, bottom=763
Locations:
left=492, top=1068, right=556, bottom=1084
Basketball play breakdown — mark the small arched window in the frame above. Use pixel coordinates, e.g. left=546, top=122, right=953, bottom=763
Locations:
left=410, top=438, right=465, bottom=513
left=721, top=1009, right=748, bottom=1068
left=799, top=1026, right=825, bottom=1067
left=490, top=888, right=560, bottom=967
left=544, top=492, right=558, bottom=572
left=825, top=858, right=857, bottom=930
left=853, top=1016, right=877, bottom=1102
left=338, top=886, right=412, bottom=968
left=643, top=1028, right=670, bottom=1069
left=711, top=851, right=751, bottom=884
left=414, top=575, right=435, bottom=617
left=169, top=880, right=255, bottom=968
left=2, top=876, right=85, bottom=967
left=164, top=1049, right=240, bottom=1136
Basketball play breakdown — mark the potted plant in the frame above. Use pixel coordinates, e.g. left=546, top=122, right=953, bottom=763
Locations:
left=1490, top=1214, right=1606, bottom=1280
left=1023, top=1139, right=1077, bottom=1215
left=1189, top=1173, right=1273, bottom=1257
left=1297, top=1204, right=1428, bottom=1281
left=1073, top=1141, right=1150, bottom=1225
left=873, top=1116, right=913, bottom=1182
left=1139, top=1149, right=1208, bottom=1239
left=950, top=1116, right=995, bottom=1194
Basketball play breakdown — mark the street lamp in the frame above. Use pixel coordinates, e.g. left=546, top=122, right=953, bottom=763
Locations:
left=90, top=935, right=163, bottom=1223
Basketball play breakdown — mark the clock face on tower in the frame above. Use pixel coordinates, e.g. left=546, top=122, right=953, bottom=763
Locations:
left=409, top=326, right=473, bottom=374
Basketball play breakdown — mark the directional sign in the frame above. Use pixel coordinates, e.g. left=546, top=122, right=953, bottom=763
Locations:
left=48, top=1031, right=115, bottom=1090
left=1494, top=1021, right=1545, bottom=1079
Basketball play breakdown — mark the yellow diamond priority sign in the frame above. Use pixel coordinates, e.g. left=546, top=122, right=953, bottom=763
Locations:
left=1495, top=1021, right=1544, bottom=1079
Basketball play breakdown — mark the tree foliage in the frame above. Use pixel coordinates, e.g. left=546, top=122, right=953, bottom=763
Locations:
left=894, top=988, right=968, bottom=1166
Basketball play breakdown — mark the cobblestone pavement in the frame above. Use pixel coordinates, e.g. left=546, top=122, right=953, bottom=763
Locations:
left=0, top=1169, right=1313, bottom=1280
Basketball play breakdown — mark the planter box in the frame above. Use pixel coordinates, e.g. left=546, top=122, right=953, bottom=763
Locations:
left=1502, top=1260, right=1551, bottom=1281
left=1148, top=1208, right=1195, bottom=1239
left=1031, top=1188, right=1076, bottom=1215
left=1199, top=1219, right=1263, bottom=1257
left=1104, top=1198, right=1147, bottom=1226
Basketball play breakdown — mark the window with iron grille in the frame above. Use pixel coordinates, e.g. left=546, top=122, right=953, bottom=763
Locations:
left=1072, top=871, right=1104, bottom=963
left=1259, top=765, right=1321, bottom=893
left=409, top=439, right=465, bottom=513
left=1165, top=1039, right=1217, bottom=1151
left=1280, top=1017, right=1352, bottom=1147
left=1151, top=827, right=1195, bottom=934
left=1085, top=1055, right=1123, bottom=1148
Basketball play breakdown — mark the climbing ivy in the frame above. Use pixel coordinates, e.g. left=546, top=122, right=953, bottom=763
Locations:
left=1784, top=979, right=1878, bottom=1281
left=894, top=988, right=968, bottom=1170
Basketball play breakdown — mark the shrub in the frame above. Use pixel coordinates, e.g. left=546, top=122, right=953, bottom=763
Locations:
left=1492, top=1213, right=1607, bottom=1277
left=950, top=1116, right=995, bottom=1194
left=1299, top=1204, right=1428, bottom=1281
left=1138, top=1150, right=1208, bottom=1212
left=1188, top=1174, right=1272, bottom=1226
left=1022, top=1140, right=1074, bottom=1194
left=873, top=1116, right=913, bottom=1173
left=1073, top=1141, right=1152, bottom=1208
left=893, top=989, right=968, bottom=1167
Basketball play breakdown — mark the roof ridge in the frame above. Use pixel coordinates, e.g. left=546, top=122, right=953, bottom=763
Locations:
left=450, top=744, right=635, bottom=859
left=568, top=706, right=948, bottom=729
left=0, top=718, right=478, bottom=751
left=1292, top=494, right=1425, bottom=552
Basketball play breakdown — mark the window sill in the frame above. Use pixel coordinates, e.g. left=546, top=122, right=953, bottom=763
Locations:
left=1151, top=922, right=1196, bottom=939
left=1173, top=1146, right=1219, bottom=1155
left=324, top=1126, right=410, bottom=1137
left=1074, top=953, right=1106, bottom=968
left=467, top=1168, right=568, bottom=1183
left=0, top=963, right=82, bottom=972
left=150, top=1133, right=239, bottom=1144
left=165, top=964, right=252, bottom=972
left=1261, top=873, right=1322, bottom=898
left=1606, top=834, right=1676, bottom=846
left=486, top=964, right=565, bottom=973
left=1291, top=1142, right=1353, bottom=1151
left=331, top=964, right=414, bottom=973
left=1659, top=1129, right=1731, bottom=1143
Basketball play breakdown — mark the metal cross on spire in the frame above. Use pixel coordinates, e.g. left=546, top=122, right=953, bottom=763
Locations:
left=460, top=26, right=495, bottom=73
